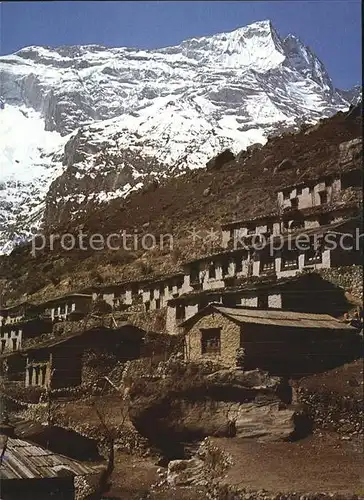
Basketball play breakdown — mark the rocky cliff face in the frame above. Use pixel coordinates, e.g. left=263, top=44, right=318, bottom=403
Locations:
left=0, top=20, right=359, bottom=252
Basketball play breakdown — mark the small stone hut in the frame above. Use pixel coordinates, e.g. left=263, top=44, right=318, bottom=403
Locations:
left=181, top=304, right=360, bottom=377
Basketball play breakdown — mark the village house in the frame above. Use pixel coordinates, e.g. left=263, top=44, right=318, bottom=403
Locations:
left=140, top=273, right=185, bottom=311
left=221, top=213, right=280, bottom=249
left=0, top=302, right=28, bottom=326
left=166, top=273, right=349, bottom=335
left=182, top=303, right=360, bottom=377
left=0, top=302, right=53, bottom=355
left=221, top=166, right=362, bottom=250
left=10, top=323, right=146, bottom=389
left=88, top=279, right=143, bottom=310
left=178, top=211, right=361, bottom=306
left=180, top=248, right=257, bottom=297
left=40, top=293, right=93, bottom=322
left=0, top=421, right=97, bottom=500
left=261, top=216, right=362, bottom=279
left=0, top=316, right=52, bottom=355
left=276, top=168, right=362, bottom=213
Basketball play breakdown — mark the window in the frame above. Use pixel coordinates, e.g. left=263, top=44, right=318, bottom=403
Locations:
left=176, top=304, right=185, bottom=321
left=296, top=187, right=302, bottom=196
left=35, top=367, right=40, bottom=385
left=282, top=189, right=290, bottom=200
left=257, top=294, right=269, bottom=309
left=234, top=256, right=243, bottom=273
left=304, top=245, right=323, bottom=265
left=190, top=265, right=199, bottom=284
left=221, top=260, right=230, bottom=277
left=290, top=197, right=299, bottom=209
left=1, top=340, right=6, bottom=353
left=266, top=223, right=274, bottom=235
left=155, top=298, right=161, bottom=309
left=222, top=295, right=237, bottom=307
left=201, top=328, right=221, bottom=355
left=290, top=216, right=305, bottom=230
left=246, top=223, right=255, bottom=235
left=319, top=191, right=328, bottom=204
left=12, top=338, right=17, bottom=351
left=41, top=366, right=47, bottom=386
left=260, top=252, right=275, bottom=273
left=281, top=248, right=299, bottom=269
left=145, top=302, right=150, bottom=312
left=208, top=262, right=216, bottom=279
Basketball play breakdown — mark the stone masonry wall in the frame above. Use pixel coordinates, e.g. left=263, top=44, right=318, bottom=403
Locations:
left=294, top=386, right=363, bottom=436
left=186, top=313, right=240, bottom=367
left=312, top=265, right=363, bottom=303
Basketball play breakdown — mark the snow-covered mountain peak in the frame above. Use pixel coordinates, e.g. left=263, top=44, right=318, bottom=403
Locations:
left=0, top=19, right=359, bottom=254
left=282, top=34, right=332, bottom=91
left=159, top=19, right=286, bottom=71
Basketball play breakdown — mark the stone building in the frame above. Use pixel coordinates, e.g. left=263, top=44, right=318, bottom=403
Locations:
left=0, top=302, right=28, bottom=326
left=166, top=273, right=349, bottom=335
left=180, top=248, right=257, bottom=297
left=182, top=304, right=360, bottom=377
left=0, top=427, right=96, bottom=500
left=41, top=293, right=93, bottom=321
left=1, top=323, right=146, bottom=389
left=0, top=316, right=52, bottom=354
left=221, top=155, right=362, bottom=251
left=140, top=273, right=185, bottom=312
left=88, top=279, right=144, bottom=310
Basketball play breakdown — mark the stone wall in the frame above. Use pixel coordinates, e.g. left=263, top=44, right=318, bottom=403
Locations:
left=295, top=387, right=363, bottom=436
left=310, top=265, right=363, bottom=303
left=185, top=313, right=240, bottom=367
left=126, top=308, right=167, bottom=333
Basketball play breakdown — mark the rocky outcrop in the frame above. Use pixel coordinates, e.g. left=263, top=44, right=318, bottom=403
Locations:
left=206, top=150, right=235, bottom=170
left=166, top=437, right=233, bottom=487
left=338, top=137, right=362, bottom=166
left=294, top=359, right=363, bottom=437
left=129, top=368, right=309, bottom=457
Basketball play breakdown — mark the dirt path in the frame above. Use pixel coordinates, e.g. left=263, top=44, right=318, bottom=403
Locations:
left=212, top=433, right=364, bottom=495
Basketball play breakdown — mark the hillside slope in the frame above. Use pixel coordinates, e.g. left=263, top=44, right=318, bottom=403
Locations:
left=0, top=20, right=358, bottom=252
left=0, top=104, right=361, bottom=305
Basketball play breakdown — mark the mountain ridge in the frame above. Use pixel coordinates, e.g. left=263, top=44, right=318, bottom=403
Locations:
left=0, top=19, right=360, bottom=254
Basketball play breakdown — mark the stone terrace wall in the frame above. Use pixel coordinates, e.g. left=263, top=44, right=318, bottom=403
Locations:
left=295, top=387, right=363, bottom=436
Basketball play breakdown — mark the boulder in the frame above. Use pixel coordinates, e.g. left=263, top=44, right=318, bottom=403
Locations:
left=228, top=401, right=296, bottom=441
left=167, top=457, right=206, bottom=487
left=275, top=158, right=295, bottom=172
left=167, top=438, right=233, bottom=487
left=206, top=149, right=235, bottom=170
left=206, top=368, right=282, bottom=391
left=338, top=137, right=362, bottom=165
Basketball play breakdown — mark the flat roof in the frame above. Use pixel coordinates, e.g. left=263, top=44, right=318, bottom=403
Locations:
left=275, top=166, right=362, bottom=193
left=0, top=437, right=98, bottom=480
left=221, top=211, right=278, bottom=230
left=168, top=272, right=340, bottom=304
left=181, top=304, right=356, bottom=331
left=0, top=322, right=144, bottom=357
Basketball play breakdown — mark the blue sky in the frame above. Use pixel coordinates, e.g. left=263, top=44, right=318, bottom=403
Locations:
left=0, top=1, right=361, bottom=89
